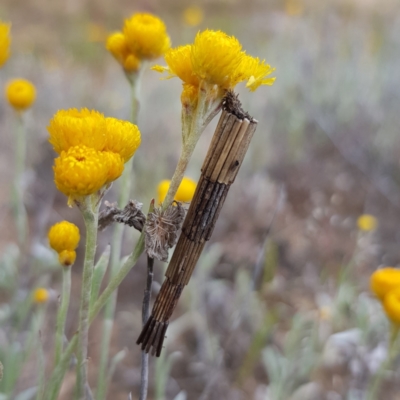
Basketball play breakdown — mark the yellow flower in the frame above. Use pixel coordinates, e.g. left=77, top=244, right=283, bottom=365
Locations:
left=33, top=288, right=49, bottom=304
left=357, top=214, right=378, bottom=232
left=240, top=55, right=276, bottom=91
left=105, top=32, right=140, bottom=72
left=58, top=250, right=77, bottom=266
left=158, top=176, right=197, bottom=204
left=53, top=145, right=123, bottom=198
left=191, top=30, right=243, bottom=88
left=384, top=287, right=400, bottom=325
left=370, top=268, right=400, bottom=301
left=48, top=221, right=80, bottom=253
left=0, top=21, right=11, bottom=68
left=182, top=6, right=204, bottom=27
left=5, top=79, right=36, bottom=111
left=48, top=108, right=107, bottom=155
left=285, top=0, right=304, bottom=16
left=104, top=118, right=141, bottom=162
left=123, top=13, right=170, bottom=60
left=181, top=83, right=199, bottom=108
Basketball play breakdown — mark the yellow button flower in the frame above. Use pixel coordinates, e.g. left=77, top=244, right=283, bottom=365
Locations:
left=53, top=145, right=123, bottom=198
left=105, top=32, right=140, bottom=72
left=48, top=221, right=80, bottom=253
left=384, top=287, right=400, bottom=325
left=357, top=214, right=378, bottom=232
left=158, top=176, right=197, bottom=204
left=48, top=108, right=107, bottom=154
left=191, top=30, right=243, bottom=88
left=0, top=21, right=11, bottom=68
left=5, top=79, right=36, bottom=111
left=33, top=288, right=49, bottom=304
left=240, top=55, right=276, bottom=91
left=58, top=249, right=77, bottom=266
left=104, top=118, right=141, bottom=162
left=123, top=13, right=170, bottom=60
left=370, top=268, right=400, bottom=301
left=104, top=151, right=124, bottom=183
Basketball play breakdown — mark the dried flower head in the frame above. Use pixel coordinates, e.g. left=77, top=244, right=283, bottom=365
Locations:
left=158, top=176, right=197, bottom=205
left=98, top=201, right=120, bottom=231
left=33, top=288, right=49, bottom=304
left=114, top=200, right=146, bottom=232
left=5, top=79, right=36, bottom=111
left=0, top=21, right=11, bottom=68
left=370, top=267, right=400, bottom=301
left=357, top=214, right=378, bottom=232
left=384, top=287, right=400, bottom=325
left=145, top=202, right=186, bottom=261
left=123, top=13, right=170, bottom=60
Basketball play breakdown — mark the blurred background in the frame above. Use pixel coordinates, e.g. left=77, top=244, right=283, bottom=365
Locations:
left=1, top=0, right=400, bottom=398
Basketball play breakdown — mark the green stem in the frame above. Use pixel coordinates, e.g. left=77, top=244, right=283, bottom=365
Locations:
left=54, top=267, right=72, bottom=366
left=96, top=71, right=141, bottom=400
left=13, top=112, right=28, bottom=248
left=366, top=324, right=399, bottom=400
left=75, top=197, right=99, bottom=400
left=46, top=232, right=145, bottom=400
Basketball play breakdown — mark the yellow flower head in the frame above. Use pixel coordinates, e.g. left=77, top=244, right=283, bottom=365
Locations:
left=123, top=13, right=170, bottom=60
left=5, top=79, right=36, bottom=111
left=53, top=145, right=124, bottom=199
left=370, top=268, right=400, bottom=301
left=48, top=220, right=80, bottom=253
left=242, top=55, right=276, bottom=91
left=182, top=6, right=204, bottom=27
left=158, top=176, right=197, bottom=204
left=357, top=214, right=378, bottom=232
left=181, top=83, right=199, bottom=108
left=105, top=32, right=140, bottom=72
left=58, top=249, right=77, bottom=266
left=191, top=30, right=243, bottom=88
left=48, top=108, right=106, bottom=155
left=384, top=287, right=400, bottom=325
left=0, top=21, right=11, bottom=68
left=33, top=288, right=49, bottom=304
left=104, top=118, right=141, bottom=162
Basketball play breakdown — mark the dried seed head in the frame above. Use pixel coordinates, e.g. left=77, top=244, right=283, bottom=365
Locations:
left=98, top=201, right=120, bottom=231
left=145, top=202, right=186, bottom=261
left=115, top=200, right=146, bottom=232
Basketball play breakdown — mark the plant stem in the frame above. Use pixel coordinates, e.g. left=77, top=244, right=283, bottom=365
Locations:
left=139, top=256, right=154, bottom=400
left=13, top=112, right=28, bottom=247
left=96, top=71, right=141, bottom=400
left=54, top=267, right=72, bottom=366
left=75, top=197, right=99, bottom=400
left=46, top=232, right=145, bottom=400
left=366, top=324, right=399, bottom=400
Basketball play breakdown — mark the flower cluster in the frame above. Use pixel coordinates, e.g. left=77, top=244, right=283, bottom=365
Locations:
left=153, top=29, right=276, bottom=106
left=48, top=221, right=80, bottom=266
left=0, top=21, right=11, bottom=68
left=158, top=176, right=197, bottom=204
left=48, top=108, right=141, bottom=202
left=106, top=13, right=170, bottom=73
left=5, top=79, right=36, bottom=111
left=371, top=268, right=400, bottom=325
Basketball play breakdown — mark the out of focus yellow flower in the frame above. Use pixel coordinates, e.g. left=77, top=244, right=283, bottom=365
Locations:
left=53, top=145, right=123, bottom=199
left=357, top=214, right=378, bottom=232
left=33, top=288, right=49, bottom=304
left=284, top=0, right=304, bottom=16
left=105, top=32, right=141, bottom=73
left=5, top=79, right=36, bottom=111
left=0, top=21, right=11, bottom=67
left=182, top=6, right=204, bottom=27
left=48, top=220, right=80, bottom=266
left=370, top=268, right=400, bottom=301
left=48, top=108, right=106, bottom=154
left=384, top=287, right=400, bottom=325
left=104, top=117, right=141, bottom=162
left=123, top=13, right=170, bottom=60
left=158, top=176, right=197, bottom=204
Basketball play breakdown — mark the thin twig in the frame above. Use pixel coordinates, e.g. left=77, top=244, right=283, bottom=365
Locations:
left=139, top=256, right=154, bottom=400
